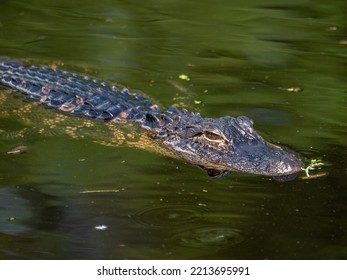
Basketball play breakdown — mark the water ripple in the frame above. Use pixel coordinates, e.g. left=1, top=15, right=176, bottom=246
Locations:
left=173, top=227, right=244, bottom=248
left=132, top=204, right=209, bottom=227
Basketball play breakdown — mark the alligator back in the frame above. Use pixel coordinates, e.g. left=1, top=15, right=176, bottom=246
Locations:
left=0, top=61, right=159, bottom=124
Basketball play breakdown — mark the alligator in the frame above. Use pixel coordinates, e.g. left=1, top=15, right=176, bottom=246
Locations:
left=0, top=61, right=303, bottom=181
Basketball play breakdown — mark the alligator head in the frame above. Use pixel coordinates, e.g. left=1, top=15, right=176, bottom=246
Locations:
left=162, top=115, right=303, bottom=181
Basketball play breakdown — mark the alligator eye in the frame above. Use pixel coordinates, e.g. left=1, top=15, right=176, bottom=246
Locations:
left=203, top=130, right=227, bottom=143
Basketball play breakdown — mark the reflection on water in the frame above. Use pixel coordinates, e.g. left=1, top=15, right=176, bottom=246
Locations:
left=0, top=187, right=33, bottom=235
left=0, top=0, right=347, bottom=259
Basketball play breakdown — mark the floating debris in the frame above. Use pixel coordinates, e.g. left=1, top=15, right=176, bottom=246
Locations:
left=287, top=87, right=303, bottom=93
left=179, top=74, right=190, bottom=81
left=194, top=100, right=202, bottom=105
left=301, top=172, right=327, bottom=180
left=278, top=86, right=303, bottom=93
left=302, top=159, right=325, bottom=177
left=6, top=145, right=28, bottom=155
left=80, top=189, right=121, bottom=194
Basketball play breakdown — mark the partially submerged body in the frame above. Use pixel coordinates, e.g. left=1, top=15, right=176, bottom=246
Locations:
left=0, top=61, right=303, bottom=181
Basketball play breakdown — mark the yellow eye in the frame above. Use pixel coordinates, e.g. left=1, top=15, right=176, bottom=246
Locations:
left=203, top=131, right=227, bottom=143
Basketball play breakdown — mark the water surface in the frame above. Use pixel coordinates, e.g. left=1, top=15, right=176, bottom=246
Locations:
left=0, top=0, right=346, bottom=259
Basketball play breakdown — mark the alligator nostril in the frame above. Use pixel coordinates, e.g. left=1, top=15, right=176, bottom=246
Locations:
left=278, top=155, right=303, bottom=175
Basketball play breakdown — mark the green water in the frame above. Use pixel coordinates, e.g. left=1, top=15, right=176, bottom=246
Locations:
left=0, top=0, right=346, bottom=259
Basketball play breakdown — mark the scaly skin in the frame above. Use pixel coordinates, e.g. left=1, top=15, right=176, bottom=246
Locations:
left=0, top=61, right=303, bottom=180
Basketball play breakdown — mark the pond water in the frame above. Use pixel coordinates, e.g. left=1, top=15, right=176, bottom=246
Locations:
left=0, top=0, right=346, bottom=259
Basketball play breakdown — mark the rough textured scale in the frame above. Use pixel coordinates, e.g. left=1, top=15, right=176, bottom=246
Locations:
left=0, top=61, right=304, bottom=181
